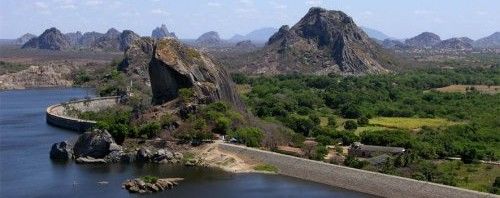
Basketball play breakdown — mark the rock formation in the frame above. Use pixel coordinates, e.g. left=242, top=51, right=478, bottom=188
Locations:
left=91, top=28, right=140, bottom=51
left=79, top=31, right=104, bottom=47
left=238, top=7, right=392, bottom=75
left=118, top=37, right=155, bottom=86
left=119, top=30, right=141, bottom=51
left=151, top=24, right=177, bottom=39
left=433, top=37, right=473, bottom=50
left=21, top=27, right=71, bottom=50
left=65, top=31, right=83, bottom=46
left=14, top=33, right=36, bottom=45
left=122, top=178, right=183, bottom=194
left=73, top=129, right=116, bottom=158
left=474, top=32, right=500, bottom=49
left=50, top=141, right=73, bottom=161
left=404, top=32, right=441, bottom=48
left=148, top=38, right=240, bottom=106
left=195, top=31, right=222, bottom=46
left=235, top=40, right=256, bottom=48
left=382, top=39, right=409, bottom=50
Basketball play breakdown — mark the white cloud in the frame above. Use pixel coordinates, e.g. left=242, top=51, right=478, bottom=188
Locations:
left=306, top=0, right=323, bottom=7
left=151, top=9, right=169, bottom=15
left=413, top=10, right=432, bottom=15
left=86, top=0, right=103, bottom=6
left=35, top=2, right=49, bottom=9
left=208, top=2, right=222, bottom=7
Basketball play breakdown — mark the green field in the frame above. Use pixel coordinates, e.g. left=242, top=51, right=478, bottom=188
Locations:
left=436, top=161, right=500, bottom=193
left=370, top=117, right=459, bottom=129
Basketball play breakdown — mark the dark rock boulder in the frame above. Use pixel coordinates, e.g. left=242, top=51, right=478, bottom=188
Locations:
left=49, top=141, right=73, bottom=161
left=137, top=148, right=153, bottom=162
left=148, top=38, right=241, bottom=107
left=22, top=27, right=71, bottom=50
left=73, top=129, right=116, bottom=158
left=151, top=24, right=177, bottom=39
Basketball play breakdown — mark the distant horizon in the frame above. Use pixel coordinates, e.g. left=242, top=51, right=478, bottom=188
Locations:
left=1, top=0, right=499, bottom=40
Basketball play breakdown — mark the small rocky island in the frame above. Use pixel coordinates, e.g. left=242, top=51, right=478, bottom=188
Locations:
left=122, top=177, right=183, bottom=194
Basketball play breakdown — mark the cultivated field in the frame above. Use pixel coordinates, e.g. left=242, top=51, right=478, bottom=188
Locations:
left=369, top=117, right=459, bottom=129
left=434, top=84, right=500, bottom=94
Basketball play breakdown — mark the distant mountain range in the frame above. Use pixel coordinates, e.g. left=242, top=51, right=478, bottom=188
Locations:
left=361, top=27, right=391, bottom=41
left=380, top=31, right=500, bottom=50
left=229, top=27, right=278, bottom=43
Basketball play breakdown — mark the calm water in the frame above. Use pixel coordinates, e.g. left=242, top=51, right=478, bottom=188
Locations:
left=0, top=88, right=371, bottom=198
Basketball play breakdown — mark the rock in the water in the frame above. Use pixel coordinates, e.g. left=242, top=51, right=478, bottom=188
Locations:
left=137, top=148, right=153, bottom=162
left=122, top=177, right=183, bottom=194
left=49, top=141, right=73, bottom=161
left=75, top=156, right=107, bottom=164
left=73, top=129, right=115, bottom=158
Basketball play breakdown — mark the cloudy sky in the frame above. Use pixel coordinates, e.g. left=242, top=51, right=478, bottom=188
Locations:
left=0, top=0, right=498, bottom=39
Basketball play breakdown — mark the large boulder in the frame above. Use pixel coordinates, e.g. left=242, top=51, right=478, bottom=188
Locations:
left=49, top=141, right=73, bottom=161
left=149, top=38, right=241, bottom=107
left=73, top=129, right=116, bottom=158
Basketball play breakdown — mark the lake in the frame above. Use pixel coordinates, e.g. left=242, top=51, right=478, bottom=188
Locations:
left=0, top=88, right=372, bottom=197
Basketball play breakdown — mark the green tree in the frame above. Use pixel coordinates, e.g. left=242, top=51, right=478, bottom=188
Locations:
left=228, top=127, right=264, bottom=147
left=344, top=120, right=358, bottom=130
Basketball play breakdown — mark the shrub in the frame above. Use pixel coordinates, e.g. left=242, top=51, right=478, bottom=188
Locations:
left=228, top=127, right=264, bottom=147
left=253, top=164, right=278, bottom=173
left=312, top=146, right=328, bottom=161
left=357, top=116, right=369, bottom=126
left=178, top=88, right=194, bottom=103
left=344, top=120, right=358, bottom=130
left=159, top=114, right=175, bottom=129
left=327, top=115, right=337, bottom=127
left=139, top=122, right=161, bottom=139
left=340, top=104, right=361, bottom=119
left=214, top=116, right=231, bottom=134
left=316, top=135, right=333, bottom=146
left=141, top=175, right=158, bottom=184
left=344, top=155, right=368, bottom=169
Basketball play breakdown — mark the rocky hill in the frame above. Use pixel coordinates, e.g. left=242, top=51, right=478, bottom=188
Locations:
left=382, top=39, right=409, bottom=50
left=405, top=32, right=441, bottom=48
left=22, top=27, right=71, bottom=50
left=79, top=31, right=104, bottom=47
left=152, top=24, right=177, bottom=39
left=14, top=33, right=36, bottom=45
left=90, top=28, right=140, bottom=51
left=65, top=31, right=83, bottom=46
left=474, top=32, right=500, bottom=49
left=236, top=7, right=391, bottom=75
left=235, top=40, right=256, bottom=48
left=195, top=31, right=222, bottom=46
left=433, top=37, right=473, bottom=50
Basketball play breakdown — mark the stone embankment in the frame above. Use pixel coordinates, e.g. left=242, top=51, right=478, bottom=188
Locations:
left=46, top=96, right=120, bottom=132
left=218, top=143, right=497, bottom=198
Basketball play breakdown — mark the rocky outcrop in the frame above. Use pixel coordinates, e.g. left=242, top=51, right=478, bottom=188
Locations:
left=118, top=37, right=155, bottom=86
left=65, top=31, right=83, bottom=46
left=235, top=40, right=256, bottom=48
left=404, top=32, right=441, bottom=48
left=91, top=28, right=140, bottom=51
left=239, top=7, right=391, bottom=75
left=119, top=30, right=141, bottom=51
left=433, top=37, right=473, bottom=50
left=0, top=64, right=75, bottom=90
left=148, top=38, right=240, bottom=106
left=79, top=31, right=104, bottom=47
left=151, top=24, right=177, bottom=39
left=22, top=27, right=71, bottom=50
left=73, top=129, right=116, bottom=158
left=14, top=33, right=36, bottom=45
left=122, top=178, right=183, bottom=194
left=195, top=31, right=222, bottom=46
left=474, top=32, right=500, bottom=49
left=50, top=141, right=73, bottom=161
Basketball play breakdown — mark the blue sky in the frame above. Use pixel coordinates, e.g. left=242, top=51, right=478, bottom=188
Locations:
left=0, top=0, right=499, bottom=39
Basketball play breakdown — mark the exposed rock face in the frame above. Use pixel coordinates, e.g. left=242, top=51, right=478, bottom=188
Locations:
left=119, top=30, right=141, bottom=51
left=235, top=40, right=256, bottom=48
left=92, top=28, right=121, bottom=50
left=433, top=37, right=473, bottom=50
left=152, top=24, right=177, bottom=39
left=65, top=31, right=83, bottom=46
left=118, top=37, right=155, bottom=85
left=474, top=32, right=500, bottom=49
left=79, top=31, right=104, bottom=47
left=405, top=32, right=441, bottom=48
left=49, top=141, right=73, bottom=161
left=14, top=33, right=36, bottom=45
left=148, top=38, right=240, bottom=106
left=73, top=129, right=116, bottom=158
left=196, top=31, right=222, bottom=45
left=0, top=64, right=75, bottom=90
left=240, top=7, right=391, bottom=75
left=22, top=27, right=71, bottom=50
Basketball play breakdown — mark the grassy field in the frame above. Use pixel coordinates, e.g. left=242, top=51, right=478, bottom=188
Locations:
left=370, top=117, right=458, bottom=129
left=354, top=126, right=391, bottom=135
left=434, top=84, right=500, bottom=94
left=436, top=160, right=500, bottom=193
left=253, top=164, right=279, bottom=173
